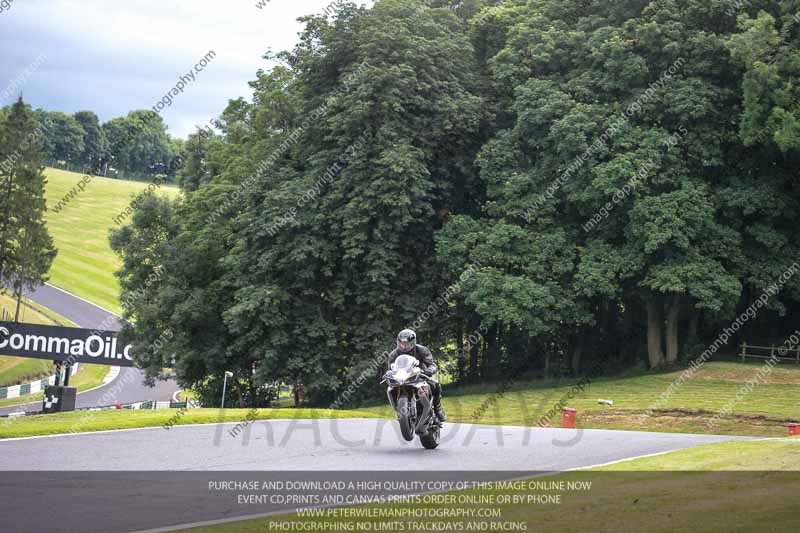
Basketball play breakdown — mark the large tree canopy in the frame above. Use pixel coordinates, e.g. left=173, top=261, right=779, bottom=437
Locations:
left=112, top=0, right=800, bottom=407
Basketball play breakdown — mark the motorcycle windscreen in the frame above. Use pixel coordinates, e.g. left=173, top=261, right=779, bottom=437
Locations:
left=392, top=354, right=418, bottom=371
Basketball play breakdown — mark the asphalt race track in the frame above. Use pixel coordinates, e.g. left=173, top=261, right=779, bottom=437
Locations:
left=0, top=420, right=758, bottom=533
left=0, top=283, right=179, bottom=415
left=0, top=287, right=762, bottom=532
left=0, top=419, right=755, bottom=471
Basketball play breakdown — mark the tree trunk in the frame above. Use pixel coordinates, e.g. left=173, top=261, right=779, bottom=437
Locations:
left=13, top=283, right=23, bottom=322
left=571, top=330, right=586, bottom=374
left=236, top=381, right=245, bottom=408
left=687, top=306, right=700, bottom=345
left=467, top=315, right=480, bottom=381
left=665, top=294, right=682, bottom=365
left=481, top=325, right=497, bottom=379
left=620, top=299, right=636, bottom=361
left=526, top=336, right=536, bottom=370
left=455, top=317, right=465, bottom=382
left=12, top=226, right=26, bottom=323
left=646, top=299, right=665, bottom=368
left=0, top=172, right=16, bottom=282
left=544, top=350, right=551, bottom=378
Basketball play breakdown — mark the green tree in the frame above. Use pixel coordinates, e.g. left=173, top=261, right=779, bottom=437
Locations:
left=221, top=0, right=482, bottom=403
left=74, top=110, right=109, bottom=173
left=438, top=0, right=770, bottom=371
left=722, top=1, right=800, bottom=321
left=38, top=110, right=85, bottom=164
left=103, top=110, right=177, bottom=176
left=176, top=127, right=220, bottom=193
left=111, top=0, right=483, bottom=405
left=109, top=0, right=800, bottom=401
left=727, top=5, right=800, bottom=153
left=0, top=98, right=57, bottom=317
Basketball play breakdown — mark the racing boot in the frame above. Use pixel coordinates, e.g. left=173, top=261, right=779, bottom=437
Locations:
left=432, top=392, right=446, bottom=422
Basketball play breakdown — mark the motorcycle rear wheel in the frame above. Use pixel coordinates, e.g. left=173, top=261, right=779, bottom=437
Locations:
left=397, top=396, right=415, bottom=441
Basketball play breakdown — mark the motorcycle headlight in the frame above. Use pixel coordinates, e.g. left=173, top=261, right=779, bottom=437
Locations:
left=394, top=369, right=409, bottom=384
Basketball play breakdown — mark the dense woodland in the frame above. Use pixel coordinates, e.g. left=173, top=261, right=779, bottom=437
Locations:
left=108, top=0, right=800, bottom=408
left=26, top=107, right=182, bottom=180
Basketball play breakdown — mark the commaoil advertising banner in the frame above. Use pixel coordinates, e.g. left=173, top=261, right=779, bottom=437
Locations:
left=0, top=321, right=134, bottom=367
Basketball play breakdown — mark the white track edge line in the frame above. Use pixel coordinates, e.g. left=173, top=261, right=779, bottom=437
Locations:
left=128, top=439, right=758, bottom=533
left=0, top=417, right=383, bottom=442
left=44, top=283, right=121, bottom=318
left=1, top=419, right=771, bottom=443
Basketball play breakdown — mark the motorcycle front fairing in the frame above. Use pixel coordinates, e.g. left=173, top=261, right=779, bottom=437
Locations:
left=382, top=354, right=430, bottom=415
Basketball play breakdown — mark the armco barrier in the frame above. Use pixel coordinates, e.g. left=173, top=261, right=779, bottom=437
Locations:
left=1, top=398, right=201, bottom=418
left=0, top=363, right=80, bottom=400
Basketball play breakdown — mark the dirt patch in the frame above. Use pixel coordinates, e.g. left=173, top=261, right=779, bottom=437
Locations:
left=563, top=408, right=799, bottom=437
left=636, top=408, right=799, bottom=425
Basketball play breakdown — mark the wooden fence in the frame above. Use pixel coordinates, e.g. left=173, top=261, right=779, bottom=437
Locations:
left=739, top=342, right=800, bottom=364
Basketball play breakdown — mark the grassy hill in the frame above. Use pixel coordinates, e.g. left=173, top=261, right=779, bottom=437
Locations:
left=360, top=360, right=800, bottom=437
left=43, top=167, right=180, bottom=313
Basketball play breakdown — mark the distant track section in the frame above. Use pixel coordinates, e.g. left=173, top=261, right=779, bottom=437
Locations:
left=0, top=284, right=178, bottom=415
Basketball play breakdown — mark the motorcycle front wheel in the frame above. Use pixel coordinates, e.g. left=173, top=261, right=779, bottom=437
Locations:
left=397, top=396, right=415, bottom=441
left=419, top=424, right=440, bottom=449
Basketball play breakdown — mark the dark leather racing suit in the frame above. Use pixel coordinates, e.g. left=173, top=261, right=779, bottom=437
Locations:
left=388, top=344, right=443, bottom=416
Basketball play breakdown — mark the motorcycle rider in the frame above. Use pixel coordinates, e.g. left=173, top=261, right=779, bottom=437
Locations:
left=387, top=329, right=446, bottom=421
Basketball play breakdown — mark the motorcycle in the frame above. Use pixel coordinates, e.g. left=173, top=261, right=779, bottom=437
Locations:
left=381, top=354, right=442, bottom=449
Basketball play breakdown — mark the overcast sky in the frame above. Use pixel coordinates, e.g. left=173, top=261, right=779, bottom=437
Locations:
left=0, top=0, right=372, bottom=138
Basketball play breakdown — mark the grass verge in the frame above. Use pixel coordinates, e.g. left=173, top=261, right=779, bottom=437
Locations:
left=359, top=361, right=800, bottom=437
left=186, top=439, right=800, bottom=533
left=0, top=292, right=85, bottom=390
left=44, top=167, right=180, bottom=313
left=0, top=408, right=385, bottom=438
left=0, top=363, right=109, bottom=409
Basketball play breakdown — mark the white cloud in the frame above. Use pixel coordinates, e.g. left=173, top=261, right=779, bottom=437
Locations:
left=0, top=0, right=372, bottom=137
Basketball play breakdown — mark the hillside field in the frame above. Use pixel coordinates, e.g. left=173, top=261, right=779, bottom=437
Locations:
left=43, top=167, right=180, bottom=313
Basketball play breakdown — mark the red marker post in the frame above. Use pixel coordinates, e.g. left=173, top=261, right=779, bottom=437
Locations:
left=787, top=423, right=800, bottom=437
left=562, top=407, right=577, bottom=429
